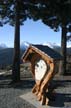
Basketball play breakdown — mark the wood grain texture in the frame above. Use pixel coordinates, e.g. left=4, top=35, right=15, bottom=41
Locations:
left=22, top=45, right=62, bottom=105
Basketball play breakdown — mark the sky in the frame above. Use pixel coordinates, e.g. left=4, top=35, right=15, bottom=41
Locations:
left=0, top=19, right=70, bottom=47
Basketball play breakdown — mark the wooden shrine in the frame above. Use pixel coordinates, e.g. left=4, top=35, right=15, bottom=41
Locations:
left=22, top=44, right=62, bottom=105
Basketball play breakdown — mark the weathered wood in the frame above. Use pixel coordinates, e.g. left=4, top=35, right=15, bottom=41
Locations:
left=22, top=44, right=62, bottom=105
left=31, top=59, right=55, bottom=105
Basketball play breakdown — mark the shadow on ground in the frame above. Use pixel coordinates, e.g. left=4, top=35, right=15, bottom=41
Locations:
left=0, top=74, right=12, bottom=88
left=47, top=93, right=71, bottom=107
left=0, top=74, right=35, bottom=88
left=0, top=74, right=71, bottom=107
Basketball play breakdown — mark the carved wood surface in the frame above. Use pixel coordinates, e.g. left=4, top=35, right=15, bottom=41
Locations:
left=31, top=56, right=55, bottom=105
left=22, top=45, right=62, bottom=105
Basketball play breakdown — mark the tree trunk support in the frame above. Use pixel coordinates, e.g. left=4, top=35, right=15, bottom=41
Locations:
left=32, top=61, right=55, bottom=105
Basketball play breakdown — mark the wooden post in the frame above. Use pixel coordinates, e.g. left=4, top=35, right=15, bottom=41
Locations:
left=31, top=58, right=55, bottom=105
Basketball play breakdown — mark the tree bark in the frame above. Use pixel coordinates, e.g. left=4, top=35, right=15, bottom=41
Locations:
left=12, top=1, right=20, bottom=82
left=59, top=25, right=67, bottom=75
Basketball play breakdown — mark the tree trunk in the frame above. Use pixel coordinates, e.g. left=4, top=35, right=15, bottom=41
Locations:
left=12, top=1, right=20, bottom=82
left=59, top=25, right=67, bottom=75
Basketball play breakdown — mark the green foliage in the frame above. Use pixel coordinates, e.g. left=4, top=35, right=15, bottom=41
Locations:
left=0, top=0, right=71, bottom=33
left=0, top=0, right=27, bottom=26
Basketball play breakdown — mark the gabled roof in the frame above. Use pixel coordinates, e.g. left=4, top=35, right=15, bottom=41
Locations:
left=32, top=44, right=62, bottom=60
left=22, top=44, right=62, bottom=61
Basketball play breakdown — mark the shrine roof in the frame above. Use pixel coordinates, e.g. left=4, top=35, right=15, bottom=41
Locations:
left=22, top=44, right=63, bottom=60
left=32, top=44, right=62, bottom=60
